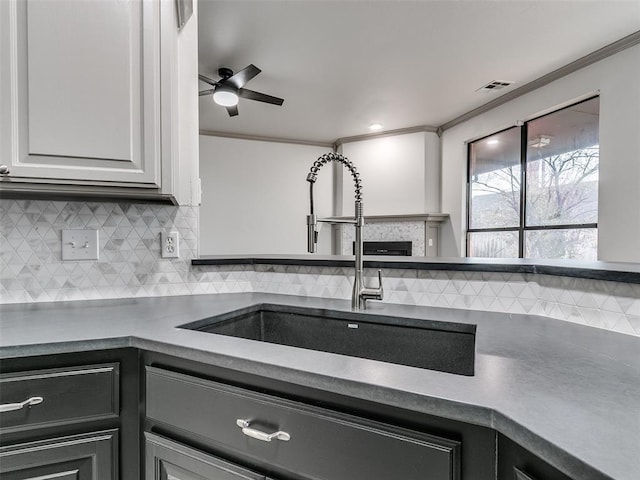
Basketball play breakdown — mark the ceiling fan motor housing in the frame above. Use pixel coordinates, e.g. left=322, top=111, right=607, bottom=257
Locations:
left=218, top=67, right=234, bottom=79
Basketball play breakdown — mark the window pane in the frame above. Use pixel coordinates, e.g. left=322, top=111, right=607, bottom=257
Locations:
left=526, top=97, right=599, bottom=227
left=469, top=127, right=521, bottom=229
left=525, top=228, right=597, bottom=260
left=468, top=231, right=519, bottom=258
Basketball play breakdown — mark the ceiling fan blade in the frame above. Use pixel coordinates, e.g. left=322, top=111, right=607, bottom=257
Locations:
left=226, top=64, right=261, bottom=89
left=238, top=88, right=284, bottom=106
left=198, top=89, right=215, bottom=96
left=226, top=105, right=239, bottom=117
left=198, top=73, right=220, bottom=86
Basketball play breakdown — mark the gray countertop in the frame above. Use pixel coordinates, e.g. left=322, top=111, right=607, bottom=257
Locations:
left=1, top=293, right=639, bottom=480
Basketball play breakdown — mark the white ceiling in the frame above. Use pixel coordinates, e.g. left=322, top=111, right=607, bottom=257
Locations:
left=198, top=0, right=640, bottom=144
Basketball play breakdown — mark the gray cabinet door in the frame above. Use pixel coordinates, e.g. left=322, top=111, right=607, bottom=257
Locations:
left=145, top=432, right=265, bottom=480
left=147, top=367, right=460, bottom=480
left=0, top=429, right=118, bottom=480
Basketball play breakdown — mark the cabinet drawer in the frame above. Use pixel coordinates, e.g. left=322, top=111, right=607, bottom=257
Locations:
left=0, top=363, right=119, bottom=433
left=146, top=367, right=460, bottom=480
left=0, top=429, right=118, bottom=479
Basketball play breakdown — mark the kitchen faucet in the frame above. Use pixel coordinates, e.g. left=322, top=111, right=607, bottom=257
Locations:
left=306, top=152, right=383, bottom=310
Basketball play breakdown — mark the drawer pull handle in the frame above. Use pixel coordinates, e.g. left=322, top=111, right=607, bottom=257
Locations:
left=236, top=419, right=291, bottom=442
left=0, top=396, right=44, bottom=413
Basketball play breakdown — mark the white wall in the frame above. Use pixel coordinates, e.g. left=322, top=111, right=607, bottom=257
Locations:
left=339, top=132, right=440, bottom=216
left=441, top=44, right=640, bottom=262
left=174, top=1, right=200, bottom=206
left=199, top=136, right=333, bottom=255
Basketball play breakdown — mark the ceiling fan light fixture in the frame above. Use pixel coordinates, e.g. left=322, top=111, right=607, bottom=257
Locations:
left=213, top=89, right=239, bottom=107
left=529, top=135, right=552, bottom=148
left=199, top=64, right=284, bottom=117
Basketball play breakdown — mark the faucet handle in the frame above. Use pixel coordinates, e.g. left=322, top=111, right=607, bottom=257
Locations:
left=361, top=269, right=384, bottom=304
left=375, top=269, right=384, bottom=297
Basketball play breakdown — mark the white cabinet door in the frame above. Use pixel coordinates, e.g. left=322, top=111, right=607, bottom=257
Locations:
left=0, top=0, right=161, bottom=187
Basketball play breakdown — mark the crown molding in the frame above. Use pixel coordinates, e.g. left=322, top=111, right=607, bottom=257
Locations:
left=334, top=125, right=439, bottom=147
left=199, top=130, right=334, bottom=148
left=438, top=30, right=640, bottom=132
left=200, top=31, right=640, bottom=145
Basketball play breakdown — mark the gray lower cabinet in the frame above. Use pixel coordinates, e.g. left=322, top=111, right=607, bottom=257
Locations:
left=0, top=352, right=137, bottom=480
left=0, top=429, right=118, bottom=480
left=0, top=363, right=120, bottom=434
left=497, top=433, right=573, bottom=480
left=146, top=366, right=461, bottom=480
left=514, top=468, right=537, bottom=480
left=145, top=432, right=266, bottom=480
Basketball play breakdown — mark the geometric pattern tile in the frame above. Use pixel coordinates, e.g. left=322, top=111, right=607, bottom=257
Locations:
left=1, top=199, right=639, bottom=337
left=0, top=199, right=207, bottom=303
left=340, top=220, right=426, bottom=256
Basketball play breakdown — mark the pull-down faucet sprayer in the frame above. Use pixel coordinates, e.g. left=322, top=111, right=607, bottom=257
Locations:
left=306, top=152, right=383, bottom=310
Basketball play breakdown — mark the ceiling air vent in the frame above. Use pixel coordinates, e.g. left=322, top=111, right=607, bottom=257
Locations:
left=476, top=80, right=514, bottom=92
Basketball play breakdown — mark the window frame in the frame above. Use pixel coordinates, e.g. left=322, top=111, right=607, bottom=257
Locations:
left=466, top=96, right=599, bottom=259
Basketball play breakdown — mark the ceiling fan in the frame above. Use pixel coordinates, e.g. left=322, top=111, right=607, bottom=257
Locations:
left=198, top=64, right=284, bottom=117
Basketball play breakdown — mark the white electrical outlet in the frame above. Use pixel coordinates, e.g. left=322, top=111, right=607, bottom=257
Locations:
left=161, top=231, right=180, bottom=258
left=62, top=229, right=99, bottom=261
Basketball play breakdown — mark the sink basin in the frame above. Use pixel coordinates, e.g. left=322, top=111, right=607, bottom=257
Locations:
left=178, top=304, right=476, bottom=376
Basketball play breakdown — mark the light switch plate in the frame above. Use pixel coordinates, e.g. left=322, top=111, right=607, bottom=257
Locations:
left=161, top=231, right=180, bottom=258
left=62, top=229, right=99, bottom=261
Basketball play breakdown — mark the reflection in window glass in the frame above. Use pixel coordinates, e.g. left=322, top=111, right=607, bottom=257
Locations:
left=469, top=128, right=521, bottom=229
left=468, top=231, right=519, bottom=258
left=526, top=97, right=599, bottom=227
left=467, top=96, right=599, bottom=260
left=525, top=229, right=597, bottom=260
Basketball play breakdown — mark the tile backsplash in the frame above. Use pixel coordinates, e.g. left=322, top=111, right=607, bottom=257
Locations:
left=0, top=199, right=205, bottom=303
left=1, top=199, right=639, bottom=336
left=340, top=221, right=425, bottom=256
left=249, top=265, right=640, bottom=336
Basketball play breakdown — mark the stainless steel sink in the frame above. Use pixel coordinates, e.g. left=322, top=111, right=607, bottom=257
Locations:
left=178, top=304, right=476, bottom=376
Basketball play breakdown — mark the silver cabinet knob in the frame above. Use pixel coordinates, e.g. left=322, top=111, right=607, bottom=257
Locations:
left=0, top=165, right=10, bottom=175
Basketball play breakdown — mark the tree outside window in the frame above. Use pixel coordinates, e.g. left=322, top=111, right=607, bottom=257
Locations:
left=467, top=97, right=599, bottom=260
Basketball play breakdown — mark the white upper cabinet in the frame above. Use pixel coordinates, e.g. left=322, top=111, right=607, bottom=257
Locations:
left=0, top=0, right=200, bottom=204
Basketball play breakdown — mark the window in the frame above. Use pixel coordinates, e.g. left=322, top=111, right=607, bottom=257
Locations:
left=467, top=97, right=599, bottom=260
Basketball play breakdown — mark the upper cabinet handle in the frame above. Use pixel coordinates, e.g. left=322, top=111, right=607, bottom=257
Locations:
left=0, top=396, right=44, bottom=413
left=0, top=165, right=10, bottom=175
left=236, top=419, right=291, bottom=442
